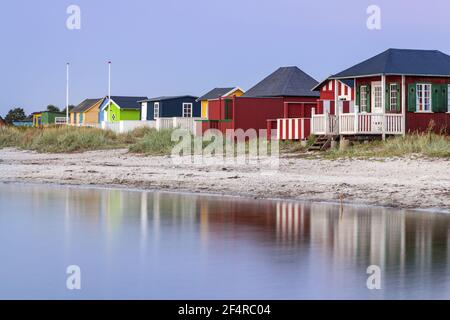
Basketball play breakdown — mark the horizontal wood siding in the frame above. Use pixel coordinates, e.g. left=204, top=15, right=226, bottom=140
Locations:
left=406, top=112, right=449, bottom=134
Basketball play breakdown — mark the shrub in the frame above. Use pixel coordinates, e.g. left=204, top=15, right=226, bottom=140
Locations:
left=128, top=129, right=176, bottom=155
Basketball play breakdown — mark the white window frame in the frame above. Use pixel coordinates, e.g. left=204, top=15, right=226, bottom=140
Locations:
left=372, top=83, right=383, bottom=113
left=182, top=103, right=193, bottom=118
left=448, top=84, right=450, bottom=112
left=416, top=83, right=432, bottom=113
left=389, top=83, right=398, bottom=112
left=154, top=102, right=160, bottom=119
left=328, top=81, right=332, bottom=90
left=360, top=85, right=367, bottom=112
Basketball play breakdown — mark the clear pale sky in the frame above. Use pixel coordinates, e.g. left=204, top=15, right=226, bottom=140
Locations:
left=1, top=0, right=449, bottom=115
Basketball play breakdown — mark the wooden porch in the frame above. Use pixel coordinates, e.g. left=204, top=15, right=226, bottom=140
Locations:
left=311, top=108, right=404, bottom=136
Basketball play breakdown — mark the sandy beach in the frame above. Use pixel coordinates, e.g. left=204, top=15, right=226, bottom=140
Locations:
left=0, top=147, right=448, bottom=211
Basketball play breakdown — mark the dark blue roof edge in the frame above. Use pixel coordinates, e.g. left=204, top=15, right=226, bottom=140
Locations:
left=141, top=95, right=199, bottom=102
left=332, top=72, right=450, bottom=79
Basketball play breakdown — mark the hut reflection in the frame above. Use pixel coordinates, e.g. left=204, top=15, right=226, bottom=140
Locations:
left=52, top=185, right=450, bottom=289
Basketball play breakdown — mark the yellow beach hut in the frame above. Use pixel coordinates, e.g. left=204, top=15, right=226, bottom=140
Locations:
left=70, top=98, right=103, bottom=126
left=197, top=87, right=244, bottom=119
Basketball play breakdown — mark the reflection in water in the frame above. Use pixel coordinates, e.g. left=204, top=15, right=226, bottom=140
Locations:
left=0, top=183, right=449, bottom=299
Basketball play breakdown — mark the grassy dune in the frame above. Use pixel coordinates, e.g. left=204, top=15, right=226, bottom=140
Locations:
left=1, top=126, right=448, bottom=158
left=0, top=126, right=134, bottom=152
left=325, top=133, right=450, bottom=159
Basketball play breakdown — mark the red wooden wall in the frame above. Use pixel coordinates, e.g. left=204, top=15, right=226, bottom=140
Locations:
left=207, top=100, right=222, bottom=120
left=233, top=96, right=317, bottom=133
left=406, top=112, right=449, bottom=134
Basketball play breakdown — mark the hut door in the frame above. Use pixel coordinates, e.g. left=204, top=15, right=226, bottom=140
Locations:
left=371, top=82, right=383, bottom=114
left=371, top=81, right=383, bottom=132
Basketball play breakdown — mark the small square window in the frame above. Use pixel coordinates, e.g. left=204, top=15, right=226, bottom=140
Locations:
left=182, top=103, right=193, bottom=118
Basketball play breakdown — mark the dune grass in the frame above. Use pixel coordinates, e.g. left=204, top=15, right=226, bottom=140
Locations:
left=325, top=133, right=450, bottom=159
left=128, top=128, right=176, bottom=155
left=0, top=126, right=156, bottom=153
left=1, top=126, right=448, bottom=158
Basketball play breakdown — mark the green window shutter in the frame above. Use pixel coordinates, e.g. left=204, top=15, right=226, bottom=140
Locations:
left=432, top=84, right=441, bottom=112
left=356, top=86, right=361, bottom=107
left=439, top=84, right=448, bottom=112
left=408, top=83, right=416, bottom=112
left=396, top=83, right=401, bottom=113
left=366, top=85, right=371, bottom=113
left=446, top=84, right=449, bottom=112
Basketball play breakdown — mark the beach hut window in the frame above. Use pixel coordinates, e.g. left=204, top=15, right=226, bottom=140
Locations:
left=154, top=102, right=160, bottom=119
left=182, top=103, right=193, bottom=118
left=360, top=85, right=367, bottom=112
left=389, top=83, right=398, bottom=111
left=416, top=84, right=431, bottom=112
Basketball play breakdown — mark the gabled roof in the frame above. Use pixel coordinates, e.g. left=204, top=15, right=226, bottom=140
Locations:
left=110, top=96, right=148, bottom=109
left=312, top=77, right=355, bottom=91
left=196, top=87, right=242, bottom=101
left=332, top=48, right=450, bottom=78
left=71, top=98, right=102, bottom=113
left=141, top=95, right=199, bottom=102
left=242, top=66, right=319, bottom=98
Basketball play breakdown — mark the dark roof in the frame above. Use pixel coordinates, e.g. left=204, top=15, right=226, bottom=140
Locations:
left=197, top=87, right=236, bottom=101
left=110, top=96, right=148, bottom=109
left=31, top=111, right=65, bottom=115
left=333, top=48, right=450, bottom=78
left=72, top=99, right=102, bottom=113
left=340, top=79, right=355, bottom=88
left=242, top=66, right=319, bottom=98
left=142, top=95, right=199, bottom=102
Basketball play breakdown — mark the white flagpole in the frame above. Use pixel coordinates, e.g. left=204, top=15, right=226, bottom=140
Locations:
left=108, top=61, right=111, bottom=122
left=66, top=63, right=70, bottom=125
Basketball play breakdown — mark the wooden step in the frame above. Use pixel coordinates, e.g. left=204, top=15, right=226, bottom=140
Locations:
left=308, top=135, right=339, bottom=152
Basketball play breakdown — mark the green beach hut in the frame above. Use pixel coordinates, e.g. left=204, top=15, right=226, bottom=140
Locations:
left=99, top=96, right=147, bottom=123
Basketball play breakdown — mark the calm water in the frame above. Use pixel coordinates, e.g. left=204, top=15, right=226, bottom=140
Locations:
left=0, top=183, right=449, bottom=300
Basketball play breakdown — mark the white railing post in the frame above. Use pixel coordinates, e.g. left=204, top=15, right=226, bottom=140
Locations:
left=301, top=118, right=305, bottom=139
left=311, top=108, right=315, bottom=134
left=325, top=112, right=329, bottom=135
left=354, top=105, right=359, bottom=134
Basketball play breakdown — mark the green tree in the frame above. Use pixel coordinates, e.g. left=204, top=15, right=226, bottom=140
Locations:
left=61, top=105, right=75, bottom=114
left=46, top=105, right=60, bottom=113
left=4, top=107, right=26, bottom=124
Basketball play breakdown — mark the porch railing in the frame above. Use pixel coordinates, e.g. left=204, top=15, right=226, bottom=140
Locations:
left=276, top=118, right=310, bottom=140
left=311, top=109, right=338, bottom=135
left=312, top=107, right=404, bottom=136
left=339, top=113, right=403, bottom=135
left=155, top=117, right=201, bottom=133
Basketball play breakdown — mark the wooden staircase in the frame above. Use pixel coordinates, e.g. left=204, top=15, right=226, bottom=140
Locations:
left=308, top=135, right=337, bottom=151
